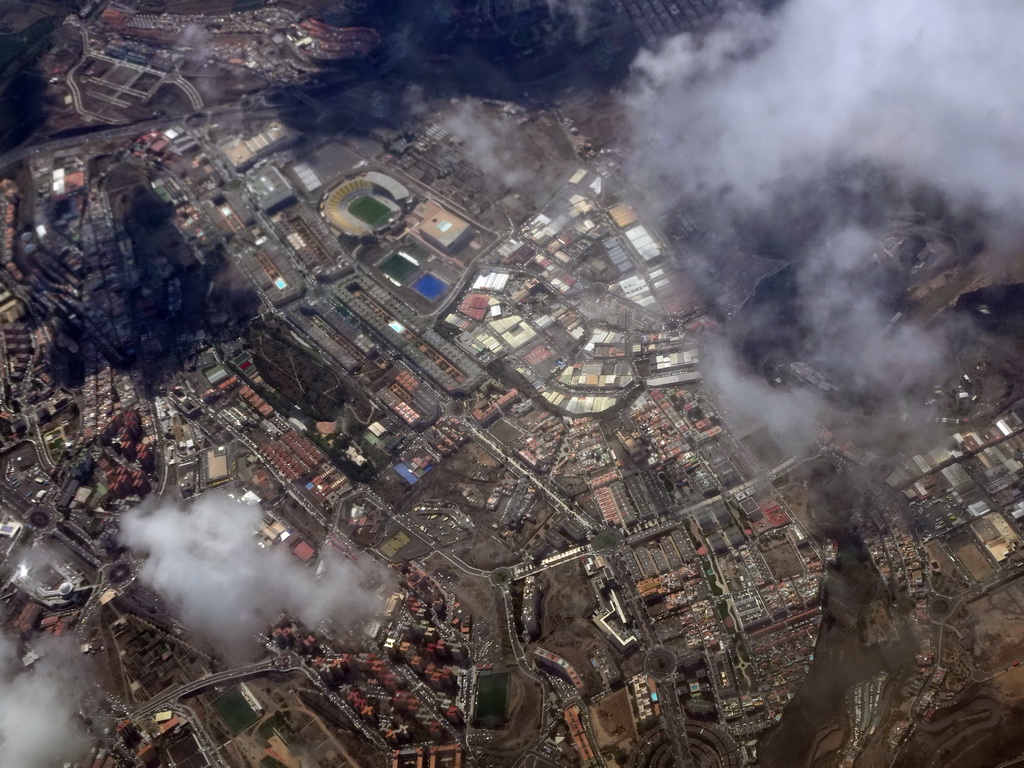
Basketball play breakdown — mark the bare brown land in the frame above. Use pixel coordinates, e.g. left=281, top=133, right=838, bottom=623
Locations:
left=969, top=580, right=1024, bottom=673
left=951, top=534, right=995, bottom=583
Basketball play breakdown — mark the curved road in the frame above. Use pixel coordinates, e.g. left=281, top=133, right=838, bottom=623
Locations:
left=919, top=698, right=1001, bottom=768
left=130, top=656, right=302, bottom=719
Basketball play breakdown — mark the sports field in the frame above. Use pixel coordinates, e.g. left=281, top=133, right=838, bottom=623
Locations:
left=473, top=670, right=510, bottom=727
left=348, top=195, right=393, bottom=228
left=413, top=273, right=449, bottom=301
left=378, top=251, right=419, bottom=284
left=213, top=688, right=260, bottom=734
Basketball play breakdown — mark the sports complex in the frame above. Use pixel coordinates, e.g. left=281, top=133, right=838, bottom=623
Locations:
left=376, top=242, right=452, bottom=303
left=320, top=171, right=410, bottom=236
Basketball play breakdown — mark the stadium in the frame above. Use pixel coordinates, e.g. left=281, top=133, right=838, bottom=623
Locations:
left=320, top=171, right=411, bottom=237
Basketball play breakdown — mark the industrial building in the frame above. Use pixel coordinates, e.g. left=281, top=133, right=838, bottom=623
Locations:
left=218, top=121, right=298, bottom=171
left=250, top=166, right=297, bottom=214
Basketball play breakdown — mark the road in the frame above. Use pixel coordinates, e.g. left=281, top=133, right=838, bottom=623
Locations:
left=391, top=515, right=490, bottom=577
left=297, top=661, right=392, bottom=757
left=919, top=698, right=1001, bottom=768
left=497, top=583, right=543, bottom=682
left=173, top=702, right=232, bottom=768
left=64, top=21, right=202, bottom=121
left=463, top=420, right=598, bottom=537
left=608, top=550, right=657, bottom=645
left=130, top=656, right=301, bottom=719
left=0, top=103, right=277, bottom=175
left=126, top=654, right=402, bottom=767
left=659, top=679, right=697, bottom=768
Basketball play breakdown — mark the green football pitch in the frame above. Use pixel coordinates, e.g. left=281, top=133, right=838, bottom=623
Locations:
left=348, top=195, right=393, bottom=227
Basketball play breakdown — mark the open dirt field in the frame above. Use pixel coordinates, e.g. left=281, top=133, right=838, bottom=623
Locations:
left=951, top=534, right=996, bottom=582
left=807, top=724, right=844, bottom=768
left=992, top=664, right=1024, bottom=703
left=0, top=4, right=49, bottom=33
left=775, top=483, right=816, bottom=532
left=589, top=689, right=636, bottom=749
left=925, top=540, right=971, bottom=595
left=925, top=540, right=959, bottom=579
left=498, top=670, right=543, bottom=750
left=760, top=536, right=804, bottom=580
left=969, top=580, right=1024, bottom=673
left=529, top=564, right=607, bottom=694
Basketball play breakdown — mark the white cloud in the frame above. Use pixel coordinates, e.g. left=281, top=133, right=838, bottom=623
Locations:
left=548, top=0, right=600, bottom=39
left=121, top=494, right=388, bottom=658
left=615, top=0, right=1012, bottom=451
left=0, top=635, right=90, bottom=768
left=626, top=0, right=1024, bottom=231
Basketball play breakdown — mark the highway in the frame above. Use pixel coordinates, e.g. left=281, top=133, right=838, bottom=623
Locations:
left=130, top=656, right=301, bottom=719
left=127, top=656, right=310, bottom=768
left=659, top=678, right=697, bottom=768
left=129, top=653, right=399, bottom=766
left=0, top=102, right=277, bottom=175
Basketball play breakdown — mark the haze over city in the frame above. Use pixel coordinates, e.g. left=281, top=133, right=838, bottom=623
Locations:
left=0, top=1, right=1022, bottom=768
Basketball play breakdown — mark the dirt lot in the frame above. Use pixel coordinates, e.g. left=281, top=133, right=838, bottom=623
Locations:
left=528, top=564, right=609, bottom=695
left=925, top=540, right=958, bottom=577
left=589, top=689, right=636, bottom=749
left=969, top=580, right=1024, bottom=673
left=760, top=536, right=804, bottom=580
left=375, top=441, right=502, bottom=513
left=992, top=664, right=1024, bottom=703
left=0, top=2, right=51, bottom=34
left=925, top=540, right=971, bottom=595
left=951, top=534, right=996, bottom=582
left=494, top=669, right=543, bottom=751
left=775, top=483, right=817, bottom=533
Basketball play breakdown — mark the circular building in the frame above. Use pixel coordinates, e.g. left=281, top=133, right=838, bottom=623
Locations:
left=321, top=171, right=410, bottom=237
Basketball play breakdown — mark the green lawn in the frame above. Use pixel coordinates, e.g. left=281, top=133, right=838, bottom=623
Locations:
left=348, top=195, right=393, bottom=228
left=257, top=713, right=285, bottom=741
left=377, top=250, right=419, bottom=284
left=213, top=688, right=260, bottom=735
left=473, top=671, right=510, bottom=727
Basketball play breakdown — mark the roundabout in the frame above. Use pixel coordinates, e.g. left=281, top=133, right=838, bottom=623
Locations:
left=107, top=560, right=134, bottom=586
left=930, top=596, right=952, bottom=618
left=593, top=528, right=623, bottom=553
left=489, top=568, right=512, bottom=587
left=645, top=647, right=677, bottom=680
left=27, top=508, right=53, bottom=530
